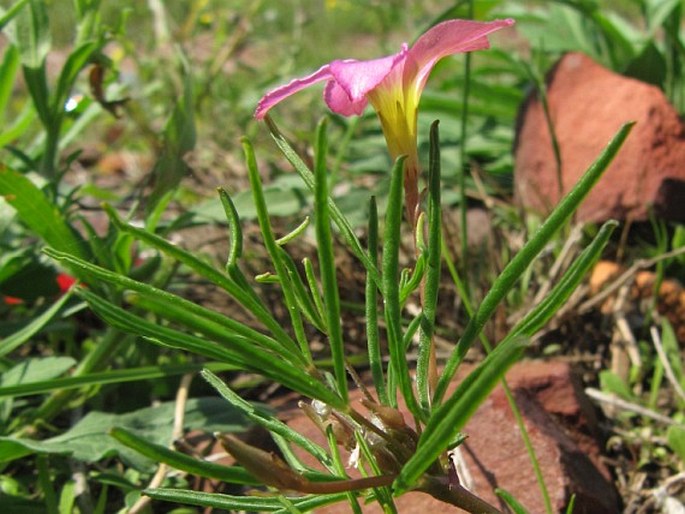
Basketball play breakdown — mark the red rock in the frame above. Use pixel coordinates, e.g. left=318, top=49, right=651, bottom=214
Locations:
left=514, top=52, right=685, bottom=223
left=281, top=360, right=619, bottom=513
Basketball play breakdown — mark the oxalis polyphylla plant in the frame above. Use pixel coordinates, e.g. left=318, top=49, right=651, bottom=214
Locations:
left=49, top=17, right=634, bottom=514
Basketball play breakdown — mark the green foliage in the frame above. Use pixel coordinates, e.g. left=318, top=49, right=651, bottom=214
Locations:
left=0, top=1, right=682, bottom=513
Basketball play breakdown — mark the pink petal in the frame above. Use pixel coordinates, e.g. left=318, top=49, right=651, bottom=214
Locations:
left=254, top=64, right=333, bottom=119
left=328, top=46, right=408, bottom=103
left=324, top=80, right=368, bottom=116
left=410, top=18, right=514, bottom=89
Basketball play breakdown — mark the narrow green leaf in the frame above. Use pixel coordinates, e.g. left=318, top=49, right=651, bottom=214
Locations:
left=0, top=166, right=88, bottom=259
left=0, top=101, right=36, bottom=148
left=218, top=187, right=243, bottom=268
left=303, top=257, right=327, bottom=329
left=45, top=247, right=304, bottom=365
left=143, top=488, right=346, bottom=512
left=0, top=45, right=20, bottom=124
left=243, top=136, right=312, bottom=362
left=80, top=290, right=343, bottom=408
left=667, top=425, right=685, bottom=463
left=0, top=362, right=236, bottom=398
left=276, top=217, right=310, bottom=246
left=495, top=488, right=529, bottom=514
left=382, top=156, right=419, bottom=414
left=110, top=427, right=258, bottom=485
left=201, top=369, right=334, bottom=467
left=417, top=120, right=442, bottom=411
left=52, top=41, right=99, bottom=116
left=434, top=122, right=635, bottom=404
left=395, top=336, right=526, bottom=491
left=0, top=0, right=31, bottom=31
left=37, top=454, right=59, bottom=514
left=7, top=0, right=50, bottom=68
left=264, top=115, right=380, bottom=287
left=313, top=119, right=347, bottom=402
left=511, top=220, right=618, bottom=338
left=147, top=58, right=196, bottom=210
left=102, top=204, right=294, bottom=349
left=366, top=196, right=386, bottom=404
left=278, top=250, right=326, bottom=332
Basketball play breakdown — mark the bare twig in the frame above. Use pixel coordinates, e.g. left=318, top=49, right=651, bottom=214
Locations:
left=128, top=373, right=194, bottom=514
left=585, top=388, right=678, bottom=426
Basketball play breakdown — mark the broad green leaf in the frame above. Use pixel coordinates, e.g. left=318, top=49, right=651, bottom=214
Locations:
left=667, top=425, right=685, bottom=463
left=0, top=397, right=250, bottom=469
left=0, top=167, right=88, bottom=259
left=0, top=356, right=76, bottom=423
left=599, top=370, right=634, bottom=401
left=0, top=356, right=76, bottom=387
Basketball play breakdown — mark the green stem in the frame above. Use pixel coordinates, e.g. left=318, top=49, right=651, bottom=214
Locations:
left=458, top=0, right=475, bottom=294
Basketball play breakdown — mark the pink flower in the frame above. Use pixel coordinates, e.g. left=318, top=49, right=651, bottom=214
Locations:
left=255, top=18, right=514, bottom=222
